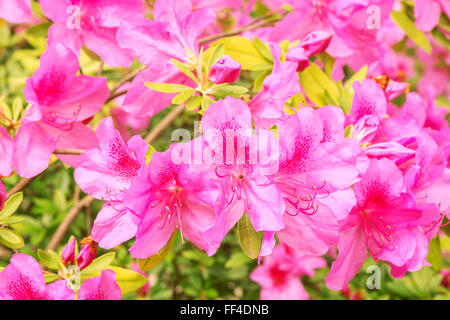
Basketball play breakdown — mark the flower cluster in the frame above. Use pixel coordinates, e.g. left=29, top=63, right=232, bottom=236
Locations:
left=0, top=0, right=449, bottom=300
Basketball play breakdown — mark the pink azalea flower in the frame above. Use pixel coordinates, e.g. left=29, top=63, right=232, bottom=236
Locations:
left=74, top=117, right=148, bottom=249
left=17, top=43, right=109, bottom=178
left=116, top=0, right=214, bottom=118
left=248, top=43, right=300, bottom=129
left=325, top=158, right=441, bottom=290
left=40, top=0, right=144, bottom=67
left=124, top=144, right=220, bottom=258
left=77, top=269, right=121, bottom=300
left=200, top=97, right=285, bottom=252
left=0, top=253, right=75, bottom=300
left=274, top=106, right=368, bottom=256
left=250, top=243, right=326, bottom=300
left=0, top=0, right=31, bottom=23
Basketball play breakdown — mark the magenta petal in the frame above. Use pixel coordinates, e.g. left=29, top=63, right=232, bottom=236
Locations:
left=78, top=269, right=121, bottom=300
left=47, top=281, right=75, bottom=300
left=0, top=126, right=14, bottom=177
left=325, top=219, right=367, bottom=290
left=0, top=253, right=47, bottom=300
left=92, top=204, right=138, bottom=249
left=14, top=121, right=56, bottom=178
left=0, top=0, right=31, bottom=23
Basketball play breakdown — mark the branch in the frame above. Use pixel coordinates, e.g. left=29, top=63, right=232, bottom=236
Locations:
left=6, top=178, right=32, bottom=198
left=47, top=195, right=95, bottom=251
left=144, top=104, right=185, bottom=144
left=53, top=148, right=85, bottom=155
left=198, top=13, right=287, bottom=44
left=110, top=66, right=148, bottom=96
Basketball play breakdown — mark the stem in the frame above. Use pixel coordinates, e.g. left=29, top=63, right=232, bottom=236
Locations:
left=144, top=104, right=185, bottom=144
left=53, top=148, right=85, bottom=155
left=6, top=178, right=32, bottom=198
left=110, top=66, right=147, bottom=96
left=198, top=13, right=288, bottom=44
left=47, top=195, right=95, bottom=251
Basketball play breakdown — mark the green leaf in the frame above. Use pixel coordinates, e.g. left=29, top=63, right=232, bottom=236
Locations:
left=138, top=231, right=176, bottom=272
left=431, top=28, right=450, bottom=51
left=253, top=37, right=274, bottom=63
left=213, top=85, right=249, bottom=98
left=171, top=59, right=197, bottom=83
left=186, top=95, right=202, bottom=111
left=339, top=65, right=368, bottom=114
left=209, top=36, right=271, bottom=70
left=81, top=252, right=116, bottom=279
left=37, top=249, right=59, bottom=270
left=145, top=144, right=157, bottom=165
left=254, top=70, right=270, bottom=93
left=318, top=52, right=335, bottom=78
left=284, top=92, right=306, bottom=115
left=426, top=236, right=442, bottom=271
left=105, top=266, right=148, bottom=295
left=145, top=82, right=193, bottom=94
left=225, top=252, right=252, bottom=269
left=438, top=14, right=450, bottom=33
left=0, top=192, right=23, bottom=222
left=172, top=90, right=195, bottom=105
left=207, top=43, right=225, bottom=69
left=81, top=46, right=101, bottom=61
left=12, top=97, right=23, bottom=122
left=390, top=10, right=431, bottom=54
left=25, top=22, right=51, bottom=38
left=299, top=63, right=339, bottom=107
left=0, top=228, right=25, bottom=249
left=237, top=213, right=262, bottom=259
left=200, top=94, right=214, bottom=113
left=3, top=216, right=24, bottom=225
left=44, top=273, right=60, bottom=284
left=53, top=189, right=67, bottom=212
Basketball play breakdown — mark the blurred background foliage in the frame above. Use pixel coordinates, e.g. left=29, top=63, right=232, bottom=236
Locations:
left=1, top=0, right=450, bottom=300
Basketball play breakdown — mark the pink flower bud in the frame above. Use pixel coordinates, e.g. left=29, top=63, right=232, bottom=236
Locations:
left=301, top=31, right=333, bottom=57
left=61, top=237, right=77, bottom=266
left=76, top=236, right=97, bottom=270
left=285, top=46, right=310, bottom=72
left=0, top=182, right=6, bottom=211
left=208, top=55, right=241, bottom=84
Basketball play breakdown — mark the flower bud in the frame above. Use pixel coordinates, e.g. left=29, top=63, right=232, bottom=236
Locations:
left=0, top=182, right=5, bottom=211
left=301, top=31, right=333, bottom=56
left=286, top=46, right=310, bottom=72
left=208, top=55, right=241, bottom=84
left=76, top=236, right=97, bottom=270
left=61, top=237, right=77, bottom=266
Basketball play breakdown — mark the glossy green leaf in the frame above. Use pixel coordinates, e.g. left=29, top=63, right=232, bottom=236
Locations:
left=138, top=231, right=177, bottom=272
left=145, top=82, right=193, bottom=94
left=299, top=62, right=339, bottom=107
left=171, top=59, right=197, bottom=83
left=237, top=213, right=262, bottom=259
left=390, top=10, right=431, bottom=54
left=0, top=192, right=23, bottom=222
left=172, top=90, right=195, bottom=105
left=0, top=228, right=25, bottom=249
left=106, top=266, right=148, bottom=295
left=427, top=236, right=442, bottom=271
left=81, top=252, right=116, bottom=279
